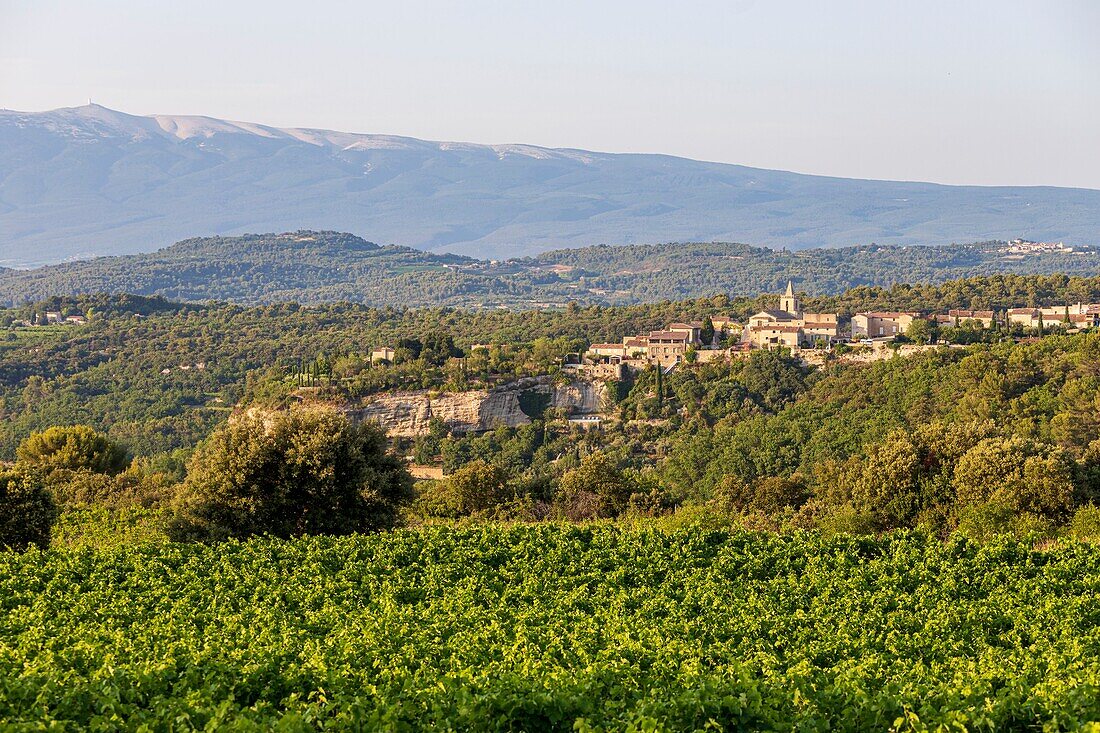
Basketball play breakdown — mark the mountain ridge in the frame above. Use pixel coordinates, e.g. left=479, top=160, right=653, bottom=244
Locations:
left=2, top=104, right=1099, bottom=266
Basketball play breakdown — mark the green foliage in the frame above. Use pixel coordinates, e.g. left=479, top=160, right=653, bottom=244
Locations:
left=557, top=452, right=636, bottom=519
left=16, top=425, right=129, bottom=475
left=738, top=349, right=810, bottom=411
left=7, top=232, right=1100, bottom=308
left=1068, top=504, right=1100, bottom=542
left=43, top=465, right=174, bottom=509
left=171, top=409, right=413, bottom=540
left=700, top=315, right=715, bottom=345
left=5, top=281, right=1100, bottom=538
left=50, top=505, right=171, bottom=549
left=954, top=501, right=1057, bottom=543
left=906, top=318, right=933, bottom=344
left=2, top=529, right=1099, bottom=729
left=0, top=467, right=56, bottom=549
left=953, top=437, right=1076, bottom=518
left=438, top=460, right=511, bottom=516
left=718, top=475, right=809, bottom=515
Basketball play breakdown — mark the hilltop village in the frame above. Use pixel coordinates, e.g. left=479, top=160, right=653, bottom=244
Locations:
left=567, top=281, right=1100, bottom=376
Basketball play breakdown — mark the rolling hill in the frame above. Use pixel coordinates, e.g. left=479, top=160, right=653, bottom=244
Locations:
left=3, top=230, right=1099, bottom=308
left=2, top=104, right=1099, bottom=267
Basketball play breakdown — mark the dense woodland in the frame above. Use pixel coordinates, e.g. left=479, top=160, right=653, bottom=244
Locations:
left=3, top=271, right=1100, bottom=549
left=3, top=231, right=1100, bottom=307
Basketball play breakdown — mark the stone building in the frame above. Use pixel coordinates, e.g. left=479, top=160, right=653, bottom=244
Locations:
left=934, top=310, right=995, bottom=328
left=851, top=312, right=921, bottom=339
left=745, top=281, right=839, bottom=348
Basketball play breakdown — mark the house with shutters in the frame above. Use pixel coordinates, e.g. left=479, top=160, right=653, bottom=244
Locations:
left=851, top=311, right=921, bottom=339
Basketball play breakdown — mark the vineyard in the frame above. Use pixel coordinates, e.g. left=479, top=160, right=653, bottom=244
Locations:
left=2, top=527, right=1099, bottom=731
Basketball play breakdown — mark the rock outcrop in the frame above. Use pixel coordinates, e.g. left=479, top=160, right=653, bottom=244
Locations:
left=348, top=376, right=607, bottom=437
left=552, top=379, right=606, bottom=414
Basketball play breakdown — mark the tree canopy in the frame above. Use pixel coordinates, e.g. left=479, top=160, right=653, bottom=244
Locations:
left=171, top=409, right=413, bottom=540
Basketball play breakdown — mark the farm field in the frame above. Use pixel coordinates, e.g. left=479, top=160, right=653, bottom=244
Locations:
left=1, top=527, right=1099, bottom=731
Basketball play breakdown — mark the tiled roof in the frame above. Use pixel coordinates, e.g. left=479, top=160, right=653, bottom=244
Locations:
left=948, top=310, right=994, bottom=318
left=752, top=309, right=797, bottom=321
left=856, top=311, right=920, bottom=318
left=752, top=325, right=802, bottom=333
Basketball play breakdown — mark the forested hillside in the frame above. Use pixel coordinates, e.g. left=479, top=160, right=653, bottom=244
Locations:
left=3, top=273, right=1100, bottom=543
left=2, top=230, right=1099, bottom=307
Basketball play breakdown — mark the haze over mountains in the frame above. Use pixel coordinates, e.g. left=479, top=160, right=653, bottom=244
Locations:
left=2, top=104, right=1099, bottom=268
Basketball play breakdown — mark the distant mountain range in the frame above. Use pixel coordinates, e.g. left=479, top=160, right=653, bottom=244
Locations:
left=2, top=104, right=1099, bottom=267
left=3, top=230, right=1099, bottom=308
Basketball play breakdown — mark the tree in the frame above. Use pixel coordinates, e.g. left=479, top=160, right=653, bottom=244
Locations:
left=17, top=425, right=129, bottom=475
left=0, top=468, right=56, bottom=549
left=1076, top=439, right=1100, bottom=504
left=850, top=430, right=923, bottom=527
left=906, top=318, right=933, bottom=345
left=557, top=452, right=635, bottom=518
left=700, top=316, right=716, bottom=346
left=171, top=408, right=413, bottom=540
left=739, top=349, right=808, bottom=411
left=420, top=332, right=460, bottom=366
left=442, top=460, right=510, bottom=515
left=721, top=474, right=809, bottom=515
left=953, top=437, right=1075, bottom=518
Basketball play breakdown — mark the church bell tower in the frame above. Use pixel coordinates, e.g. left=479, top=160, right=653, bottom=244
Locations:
left=779, top=280, right=800, bottom=316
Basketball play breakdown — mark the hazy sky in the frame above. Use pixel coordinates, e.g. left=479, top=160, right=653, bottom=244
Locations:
left=2, top=0, right=1098, bottom=188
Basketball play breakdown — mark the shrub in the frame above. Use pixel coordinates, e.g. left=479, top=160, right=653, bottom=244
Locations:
left=718, top=474, right=809, bottom=515
left=170, top=408, right=413, bottom=540
left=0, top=468, right=56, bottom=549
left=45, top=465, right=173, bottom=509
left=1068, top=504, right=1100, bottom=542
left=954, top=501, right=1056, bottom=543
left=815, top=504, right=879, bottom=537
left=953, top=437, right=1075, bottom=518
left=441, top=460, right=510, bottom=515
left=557, top=453, right=635, bottom=518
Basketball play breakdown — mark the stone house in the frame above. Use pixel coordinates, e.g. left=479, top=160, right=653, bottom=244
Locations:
left=935, top=310, right=995, bottom=328
left=645, top=330, right=690, bottom=367
left=588, top=343, right=629, bottom=360
left=851, top=312, right=921, bottom=338
left=371, top=347, right=396, bottom=364
left=667, top=322, right=703, bottom=345
left=1008, top=304, right=1100, bottom=330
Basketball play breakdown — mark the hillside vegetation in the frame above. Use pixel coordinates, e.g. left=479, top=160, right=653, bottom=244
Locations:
left=5, top=274, right=1100, bottom=544
left=3, top=231, right=1100, bottom=307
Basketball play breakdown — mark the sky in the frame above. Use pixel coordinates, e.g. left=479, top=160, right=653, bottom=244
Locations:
left=1, top=0, right=1098, bottom=189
